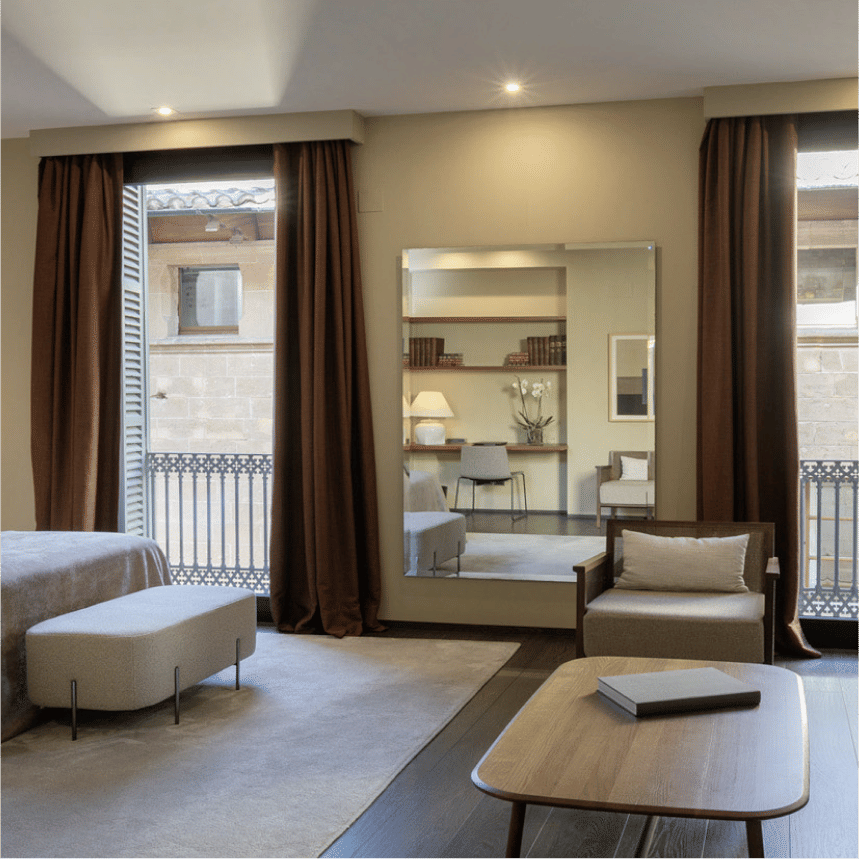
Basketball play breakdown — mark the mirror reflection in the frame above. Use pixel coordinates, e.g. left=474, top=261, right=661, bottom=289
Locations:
left=402, top=242, right=656, bottom=581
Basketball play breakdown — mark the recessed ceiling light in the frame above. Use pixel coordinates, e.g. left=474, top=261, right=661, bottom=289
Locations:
left=154, top=106, right=176, bottom=117
left=504, top=82, right=521, bottom=93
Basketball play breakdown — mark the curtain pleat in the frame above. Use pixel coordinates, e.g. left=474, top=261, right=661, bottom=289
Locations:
left=697, top=115, right=819, bottom=658
left=31, top=154, right=124, bottom=531
left=269, top=141, right=383, bottom=637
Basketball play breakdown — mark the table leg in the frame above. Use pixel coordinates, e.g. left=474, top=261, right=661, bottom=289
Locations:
left=635, top=815, right=660, bottom=857
left=746, top=819, right=764, bottom=858
left=505, top=801, right=527, bottom=858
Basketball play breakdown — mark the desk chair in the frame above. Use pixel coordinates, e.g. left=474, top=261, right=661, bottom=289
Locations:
left=454, top=444, right=527, bottom=519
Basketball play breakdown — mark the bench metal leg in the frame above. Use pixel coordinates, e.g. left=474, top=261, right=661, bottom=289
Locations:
left=174, top=666, right=180, bottom=724
left=71, top=679, right=78, bottom=741
left=235, top=638, right=241, bottom=690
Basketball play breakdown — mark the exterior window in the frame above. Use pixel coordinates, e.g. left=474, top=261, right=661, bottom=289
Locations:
left=179, top=265, right=242, bottom=334
left=796, top=149, right=858, bottom=333
left=797, top=246, right=856, bottom=329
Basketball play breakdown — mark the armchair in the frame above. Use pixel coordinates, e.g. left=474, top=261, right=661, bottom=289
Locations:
left=575, top=520, right=779, bottom=664
left=595, top=451, right=655, bottom=527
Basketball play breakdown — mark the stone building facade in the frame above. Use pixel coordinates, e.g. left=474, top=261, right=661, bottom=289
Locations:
left=147, top=239, right=275, bottom=455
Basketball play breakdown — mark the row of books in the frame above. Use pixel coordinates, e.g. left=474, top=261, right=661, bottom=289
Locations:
left=408, top=337, right=445, bottom=366
left=526, top=335, right=566, bottom=366
left=406, top=334, right=567, bottom=368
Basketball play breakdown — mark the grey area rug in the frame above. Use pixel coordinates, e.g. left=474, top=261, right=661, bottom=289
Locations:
left=416, top=532, right=606, bottom=581
left=1, top=631, right=519, bottom=858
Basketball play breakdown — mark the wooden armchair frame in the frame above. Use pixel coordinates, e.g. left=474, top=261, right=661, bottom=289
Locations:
left=574, top=520, right=780, bottom=664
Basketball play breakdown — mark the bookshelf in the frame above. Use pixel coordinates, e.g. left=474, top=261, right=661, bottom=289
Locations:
left=404, top=316, right=567, bottom=371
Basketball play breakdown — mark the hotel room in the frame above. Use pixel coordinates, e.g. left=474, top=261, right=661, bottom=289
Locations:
left=1, top=2, right=857, bottom=857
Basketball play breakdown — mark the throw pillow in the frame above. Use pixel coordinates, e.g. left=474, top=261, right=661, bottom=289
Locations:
left=620, top=456, right=649, bottom=480
left=614, top=530, right=750, bottom=592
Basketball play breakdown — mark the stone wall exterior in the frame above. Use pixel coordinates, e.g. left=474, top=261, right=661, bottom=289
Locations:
left=147, top=240, right=274, bottom=455
left=797, top=342, right=858, bottom=461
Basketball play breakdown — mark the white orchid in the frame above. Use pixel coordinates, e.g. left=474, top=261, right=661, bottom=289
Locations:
left=511, top=375, right=554, bottom=435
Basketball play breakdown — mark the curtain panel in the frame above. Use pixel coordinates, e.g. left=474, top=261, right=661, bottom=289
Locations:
left=31, top=154, right=124, bottom=531
left=269, top=140, right=383, bottom=637
left=697, top=115, right=818, bottom=658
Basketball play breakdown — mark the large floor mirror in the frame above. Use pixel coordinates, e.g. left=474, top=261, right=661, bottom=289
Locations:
left=401, top=242, right=656, bottom=581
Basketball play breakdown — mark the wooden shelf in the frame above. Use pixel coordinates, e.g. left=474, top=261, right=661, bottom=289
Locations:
left=405, top=316, right=565, bottom=323
left=406, top=443, right=567, bottom=453
left=406, top=365, right=565, bottom=372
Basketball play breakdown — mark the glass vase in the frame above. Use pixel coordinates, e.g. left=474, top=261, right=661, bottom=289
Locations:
left=526, top=427, right=544, bottom=445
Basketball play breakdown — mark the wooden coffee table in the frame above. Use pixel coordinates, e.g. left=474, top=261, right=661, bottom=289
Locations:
left=472, top=656, right=808, bottom=858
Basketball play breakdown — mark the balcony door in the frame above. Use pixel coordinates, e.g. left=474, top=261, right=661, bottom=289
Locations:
left=121, top=171, right=276, bottom=594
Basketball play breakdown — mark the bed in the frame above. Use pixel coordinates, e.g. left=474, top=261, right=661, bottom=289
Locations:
left=404, top=468, right=448, bottom=512
left=1, top=531, right=171, bottom=741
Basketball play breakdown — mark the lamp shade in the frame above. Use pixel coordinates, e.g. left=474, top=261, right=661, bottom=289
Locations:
left=411, top=391, right=453, bottom=445
left=410, top=391, right=453, bottom=418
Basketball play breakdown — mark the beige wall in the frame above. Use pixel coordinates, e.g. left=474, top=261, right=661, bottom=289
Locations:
left=1, top=86, right=846, bottom=626
left=0, top=98, right=707, bottom=624
left=355, top=99, right=703, bottom=626
left=1, top=138, right=39, bottom=530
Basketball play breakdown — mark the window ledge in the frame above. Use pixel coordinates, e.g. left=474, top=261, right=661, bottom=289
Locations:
left=150, top=336, right=273, bottom=352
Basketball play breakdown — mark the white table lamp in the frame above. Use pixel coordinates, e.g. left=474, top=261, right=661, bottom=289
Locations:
left=411, top=391, right=453, bottom=445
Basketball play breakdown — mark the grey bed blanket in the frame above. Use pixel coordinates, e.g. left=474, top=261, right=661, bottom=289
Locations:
left=1, top=531, right=171, bottom=741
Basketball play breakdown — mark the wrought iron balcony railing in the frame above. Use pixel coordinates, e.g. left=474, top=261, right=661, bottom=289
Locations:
left=799, top=460, right=858, bottom=620
left=146, top=452, right=272, bottom=594
left=145, top=453, right=858, bottom=619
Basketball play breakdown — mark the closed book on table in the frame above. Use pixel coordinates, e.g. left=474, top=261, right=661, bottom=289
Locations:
left=597, top=667, right=761, bottom=716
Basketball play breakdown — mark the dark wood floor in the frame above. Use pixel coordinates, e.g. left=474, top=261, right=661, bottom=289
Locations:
left=454, top=510, right=604, bottom=537
left=323, top=623, right=858, bottom=859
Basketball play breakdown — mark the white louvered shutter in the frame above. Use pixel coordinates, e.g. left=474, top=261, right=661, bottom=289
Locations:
left=119, top=184, right=150, bottom=535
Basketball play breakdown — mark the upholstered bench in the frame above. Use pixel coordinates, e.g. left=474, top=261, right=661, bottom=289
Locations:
left=404, top=511, right=467, bottom=576
left=26, top=585, right=256, bottom=739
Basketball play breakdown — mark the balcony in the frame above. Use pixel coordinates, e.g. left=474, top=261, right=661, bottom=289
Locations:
left=147, top=452, right=272, bottom=594
left=799, top=460, right=858, bottom=620
left=146, top=453, right=859, bottom=619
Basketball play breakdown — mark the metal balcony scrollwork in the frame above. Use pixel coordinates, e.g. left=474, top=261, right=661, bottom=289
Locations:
left=146, top=452, right=273, bottom=594
left=799, top=460, right=858, bottom=620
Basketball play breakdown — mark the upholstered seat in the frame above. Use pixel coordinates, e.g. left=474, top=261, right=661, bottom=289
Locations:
left=582, top=589, right=766, bottom=662
left=575, top=520, right=779, bottom=664
left=403, top=511, right=466, bottom=576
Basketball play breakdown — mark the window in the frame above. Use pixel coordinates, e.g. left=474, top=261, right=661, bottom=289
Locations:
left=796, top=132, right=858, bottom=335
left=179, top=265, right=243, bottom=334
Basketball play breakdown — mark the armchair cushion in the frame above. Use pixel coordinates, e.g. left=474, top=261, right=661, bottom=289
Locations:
left=582, top=588, right=765, bottom=663
left=614, top=530, right=750, bottom=593
left=599, top=479, right=653, bottom=506
left=620, top=455, right=649, bottom=480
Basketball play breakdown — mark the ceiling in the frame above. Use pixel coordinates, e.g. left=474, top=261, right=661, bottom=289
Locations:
left=2, top=0, right=857, bottom=140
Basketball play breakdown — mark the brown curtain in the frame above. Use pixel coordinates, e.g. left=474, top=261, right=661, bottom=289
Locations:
left=31, top=154, right=124, bottom=531
left=697, top=115, right=818, bottom=658
left=269, top=140, right=383, bottom=637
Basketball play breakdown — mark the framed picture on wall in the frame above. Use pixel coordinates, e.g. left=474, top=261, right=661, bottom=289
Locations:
left=609, top=334, right=655, bottom=421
